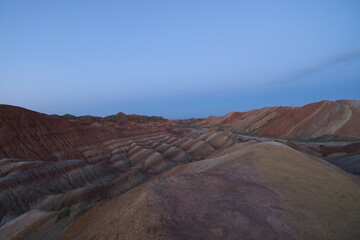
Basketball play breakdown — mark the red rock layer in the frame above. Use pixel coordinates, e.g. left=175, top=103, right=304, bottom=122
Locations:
left=199, top=100, right=360, bottom=138
left=0, top=105, right=172, bottom=161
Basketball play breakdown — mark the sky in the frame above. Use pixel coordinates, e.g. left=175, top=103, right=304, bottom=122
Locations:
left=1, top=0, right=360, bottom=119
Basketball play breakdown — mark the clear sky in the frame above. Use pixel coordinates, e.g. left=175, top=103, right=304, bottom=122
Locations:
left=1, top=0, right=360, bottom=119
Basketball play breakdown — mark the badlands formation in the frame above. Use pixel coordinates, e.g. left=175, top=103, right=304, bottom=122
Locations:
left=200, top=100, right=360, bottom=139
left=0, top=100, right=360, bottom=240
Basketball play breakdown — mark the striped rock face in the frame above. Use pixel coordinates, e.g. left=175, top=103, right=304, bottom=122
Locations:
left=0, top=104, right=237, bottom=235
left=0, top=101, right=359, bottom=240
left=199, top=100, right=360, bottom=139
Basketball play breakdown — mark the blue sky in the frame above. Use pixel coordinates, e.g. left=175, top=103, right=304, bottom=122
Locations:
left=1, top=0, right=360, bottom=119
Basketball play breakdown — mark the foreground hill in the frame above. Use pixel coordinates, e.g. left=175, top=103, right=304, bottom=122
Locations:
left=199, top=100, right=360, bottom=139
left=61, top=142, right=360, bottom=240
left=4, top=141, right=359, bottom=240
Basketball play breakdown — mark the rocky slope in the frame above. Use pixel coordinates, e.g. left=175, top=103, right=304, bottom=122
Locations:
left=199, top=100, right=360, bottom=139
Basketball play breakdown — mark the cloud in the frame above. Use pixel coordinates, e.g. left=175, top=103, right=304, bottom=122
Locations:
left=274, top=48, right=360, bottom=83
